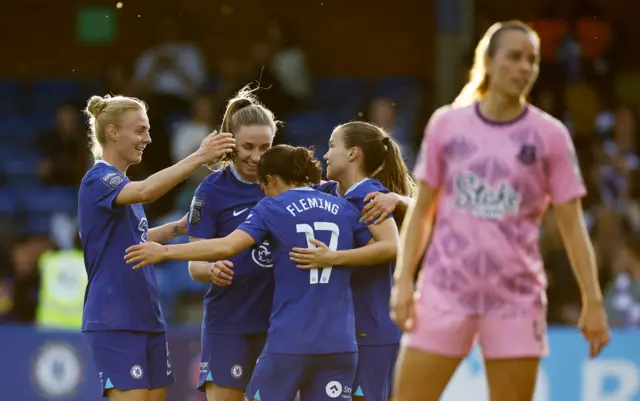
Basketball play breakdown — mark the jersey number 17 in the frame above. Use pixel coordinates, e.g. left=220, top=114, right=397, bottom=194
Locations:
left=296, top=222, right=339, bottom=285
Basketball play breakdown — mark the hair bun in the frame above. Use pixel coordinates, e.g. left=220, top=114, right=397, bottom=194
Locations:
left=87, top=96, right=108, bottom=118
left=292, top=146, right=312, bottom=161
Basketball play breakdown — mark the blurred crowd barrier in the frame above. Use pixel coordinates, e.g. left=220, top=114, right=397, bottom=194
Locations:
left=0, top=325, right=638, bottom=401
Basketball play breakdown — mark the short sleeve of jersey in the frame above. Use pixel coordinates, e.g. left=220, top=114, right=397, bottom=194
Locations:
left=353, top=220, right=373, bottom=247
left=414, top=107, right=449, bottom=188
left=88, top=166, right=128, bottom=213
left=546, top=122, right=587, bottom=205
left=236, top=200, right=270, bottom=245
left=348, top=180, right=392, bottom=226
left=187, top=182, right=218, bottom=239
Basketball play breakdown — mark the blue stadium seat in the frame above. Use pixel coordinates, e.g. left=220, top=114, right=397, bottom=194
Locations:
left=372, top=75, right=422, bottom=115
left=30, top=79, right=80, bottom=111
left=18, top=186, right=77, bottom=215
left=0, top=115, right=38, bottom=144
left=372, top=76, right=421, bottom=100
left=2, top=150, right=42, bottom=184
left=30, top=112, right=57, bottom=133
left=284, top=110, right=345, bottom=162
left=372, top=76, right=423, bottom=145
left=23, top=215, right=52, bottom=235
left=0, top=79, right=25, bottom=112
left=313, top=77, right=366, bottom=119
left=0, top=189, right=16, bottom=218
left=79, top=78, right=104, bottom=100
left=4, top=162, right=40, bottom=184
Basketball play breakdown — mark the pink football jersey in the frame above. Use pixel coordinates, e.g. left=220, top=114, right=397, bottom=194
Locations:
left=413, top=103, right=585, bottom=317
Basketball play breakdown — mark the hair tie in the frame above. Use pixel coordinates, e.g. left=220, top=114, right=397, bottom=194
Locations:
left=382, top=136, right=390, bottom=146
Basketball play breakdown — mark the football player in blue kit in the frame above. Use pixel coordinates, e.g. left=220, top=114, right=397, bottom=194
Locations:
left=291, top=122, right=415, bottom=401
left=78, top=94, right=235, bottom=401
left=185, top=88, right=278, bottom=401
left=126, top=145, right=397, bottom=401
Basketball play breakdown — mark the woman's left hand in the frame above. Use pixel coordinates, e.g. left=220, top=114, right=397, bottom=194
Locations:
left=290, top=239, right=335, bottom=269
left=361, top=192, right=399, bottom=224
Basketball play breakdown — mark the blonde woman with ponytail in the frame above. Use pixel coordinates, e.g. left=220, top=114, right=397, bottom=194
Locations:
left=184, top=86, right=279, bottom=401
left=390, top=21, right=610, bottom=401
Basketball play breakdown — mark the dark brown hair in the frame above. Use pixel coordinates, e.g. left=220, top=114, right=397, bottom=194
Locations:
left=258, top=145, right=322, bottom=186
left=337, top=121, right=415, bottom=196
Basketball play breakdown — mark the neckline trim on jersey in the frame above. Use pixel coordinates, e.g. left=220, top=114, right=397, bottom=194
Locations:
left=290, top=187, right=315, bottom=191
left=344, top=178, right=370, bottom=196
left=95, top=160, right=111, bottom=166
left=230, top=163, right=257, bottom=185
left=474, top=102, right=529, bottom=126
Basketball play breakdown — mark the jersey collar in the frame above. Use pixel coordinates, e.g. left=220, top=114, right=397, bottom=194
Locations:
left=230, top=163, right=257, bottom=185
left=344, top=177, right=370, bottom=196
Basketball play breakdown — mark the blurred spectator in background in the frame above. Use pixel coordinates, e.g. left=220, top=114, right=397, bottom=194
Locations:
left=131, top=14, right=207, bottom=219
left=171, top=93, right=219, bottom=164
left=604, top=238, right=640, bottom=326
left=0, top=244, right=14, bottom=322
left=597, top=104, right=639, bottom=209
left=132, top=15, right=206, bottom=113
left=532, top=86, right=560, bottom=117
left=170, top=93, right=218, bottom=212
left=366, top=97, right=415, bottom=168
left=216, top=56, right=247, bottom=107
left=563, top=79, right=599, bottom=140
left=542, top=213, right=581, bottom=324
left=244, top=38, right=299, bottom=120
left=35, top=235, right=86, bottom=330
left=37, top=103, right=89, bottom=187
left=101, top=61, right=133, bottom=96
left=0, top=235, right=51, bottom=323
left=264, top=18, right=313, bottom=104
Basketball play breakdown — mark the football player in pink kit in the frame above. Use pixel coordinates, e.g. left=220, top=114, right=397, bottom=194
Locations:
left=390, top=21, right=611, bottom=401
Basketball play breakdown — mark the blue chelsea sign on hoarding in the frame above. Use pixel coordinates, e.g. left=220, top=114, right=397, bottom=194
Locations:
left=0, top=326, right=638, bottom=401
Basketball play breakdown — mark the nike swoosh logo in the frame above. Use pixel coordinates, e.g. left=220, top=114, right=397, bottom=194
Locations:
left=233, top=208, right=248, bottom=216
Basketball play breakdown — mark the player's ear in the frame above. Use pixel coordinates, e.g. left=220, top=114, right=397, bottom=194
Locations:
left=266, top=175, right=277, bottom=186
left=106, top=124, right=117, bottom=142
left=348, top=147, right=359, bottom=162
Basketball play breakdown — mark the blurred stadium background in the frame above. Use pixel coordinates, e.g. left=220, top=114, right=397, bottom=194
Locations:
left=1, top=0, right=640, bottom=399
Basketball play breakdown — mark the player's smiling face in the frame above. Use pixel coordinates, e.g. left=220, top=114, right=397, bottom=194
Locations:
left=324, top=129, right=352, bottom=181
left=111, top=109, right=151, bottom=166
left=234, top=124, right=274, bottom=182
left=487, top=29, right=539, bottom=99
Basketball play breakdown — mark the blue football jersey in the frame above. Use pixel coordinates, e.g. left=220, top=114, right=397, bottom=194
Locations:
left=187, top=164, right=273, bottom=334
left=317, top=179, right=402, bottom=345
left=78, top=161, right=165, bottom=332
left=237, top=187, right=373, bottom=354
